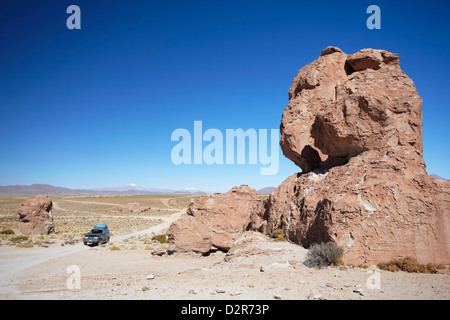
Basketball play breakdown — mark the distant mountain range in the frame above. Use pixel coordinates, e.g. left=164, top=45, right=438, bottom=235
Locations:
left=429, top=174, right=449, bottom=181
left=256, top=187, right=276, bottom=194
left=12, top=177, right=448, bottom=196
left=0, top=184, right=208, bottom=196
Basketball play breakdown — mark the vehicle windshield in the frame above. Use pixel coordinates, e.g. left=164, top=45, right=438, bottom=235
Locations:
left=90, top=229, right=102, bottom=234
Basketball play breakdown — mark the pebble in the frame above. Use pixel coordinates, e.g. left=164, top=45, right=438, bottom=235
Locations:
left=308, top=291, right=323, bottom=300
left=147, top=274, right=156, bottom=280
left=216, top=288, right=226, bottom=293
left=273, top=294, right=282, bottom=300
left=353, top=286, right=364, bottom=295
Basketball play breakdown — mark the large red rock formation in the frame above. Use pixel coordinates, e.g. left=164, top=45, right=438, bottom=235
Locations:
left=254, top=47, right=450, bottom=265
left=167, top=47, right=450, bottom=266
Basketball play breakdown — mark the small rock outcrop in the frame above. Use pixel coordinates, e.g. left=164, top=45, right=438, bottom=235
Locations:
left=17, top=195, right=55, bottom=236
left=167, top=185, right=264, bottom=253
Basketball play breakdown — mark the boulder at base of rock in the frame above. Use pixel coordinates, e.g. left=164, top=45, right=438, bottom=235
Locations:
left=167, top=185, right=264, bottom=254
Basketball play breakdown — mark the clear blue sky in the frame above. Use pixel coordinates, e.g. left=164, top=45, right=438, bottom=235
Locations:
left=0, top=0, right=449, bottom=192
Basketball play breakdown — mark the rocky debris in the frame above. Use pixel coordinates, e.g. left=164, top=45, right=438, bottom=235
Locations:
left=110, top=202, right=151, bottom=213
left=151, top=248, right=166, bottom=256
left=307, top=290, right=324, bottom=300
left=249, top=47, right=450, bottom=266
left=17, top=195, right=55, bottom=236
left=224, top=231, right=308, bottom=270
left=353, top=285, right=364, bottom=295
left=167, top=185, right=264, bottom=254
left=225, top=231, right=271, bottom=261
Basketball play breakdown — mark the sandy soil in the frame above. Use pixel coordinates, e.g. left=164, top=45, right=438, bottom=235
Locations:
left=1, top=238, right=449, bottom=300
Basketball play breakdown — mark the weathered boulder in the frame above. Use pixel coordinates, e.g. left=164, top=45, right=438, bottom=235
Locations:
left=17, top=195, right=55, bottom=236
left=281, top=46, right=423, bottom=172
left=253, top=47, right=450, bottom=265
left=167, top=185, right=264, bottom=253
left=167, top=215, right=211, bottom=253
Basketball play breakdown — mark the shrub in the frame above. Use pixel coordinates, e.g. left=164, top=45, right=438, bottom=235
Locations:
left=334, top=257, right=345, bottom=266
left=152, top=233, right=168, bottom=244
left=0, top=229, right=15, bottom=235
left=304, top=242, right=344, bottom=268
left=377, top=256, right=445, bottom=273
left=16, top=241, right=34, bottom=248
left=10, top=235, right=29, bottom=243
left=272, top=228, right=283, bottom=238
left=109, top=242, right=121, bottom=251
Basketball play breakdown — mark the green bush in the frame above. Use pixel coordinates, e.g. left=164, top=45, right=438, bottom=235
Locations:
left=304, top=242, right=344, bottom=268
left=272, top=228, right=283, bottom=238
left=0, top=229, right=15, bottom=235
left=152, top=233, right=168, bottom=244
left=10, top=235, right=29, bottom=243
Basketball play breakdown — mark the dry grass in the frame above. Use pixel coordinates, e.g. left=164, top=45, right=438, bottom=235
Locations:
left=377, top=256, right=446, bottom=273
left=304, top=242, right=344, bottom=268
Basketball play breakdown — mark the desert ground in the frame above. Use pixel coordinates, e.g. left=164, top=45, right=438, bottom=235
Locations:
left=0, top=194, right=449, bottom=300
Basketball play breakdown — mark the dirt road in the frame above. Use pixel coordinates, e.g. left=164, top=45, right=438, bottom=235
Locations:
left=0, top=204, right=185, bottom=299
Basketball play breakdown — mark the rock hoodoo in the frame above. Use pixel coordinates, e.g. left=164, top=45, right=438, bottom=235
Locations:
left=167, top=47, right=450, bottom=265
left=17, top=194, right=55, bottom=236
left=255, top=46, right=450, bottom=265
